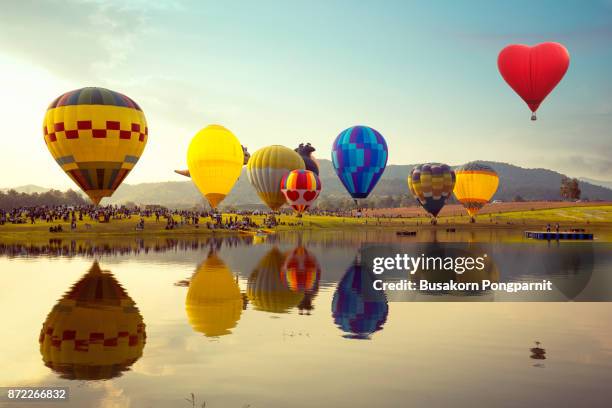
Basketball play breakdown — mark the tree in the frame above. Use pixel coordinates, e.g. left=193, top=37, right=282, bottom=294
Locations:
left=560, top=177, right=581, bottom=200
left=513, top=195, right=525, bottom=202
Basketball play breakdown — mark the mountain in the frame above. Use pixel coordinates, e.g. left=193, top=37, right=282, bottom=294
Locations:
left=102, top=160, right=612, bottom=207
left=1, top=185, right=51, bottom=194
left=579, top=177, right=612, bottom=190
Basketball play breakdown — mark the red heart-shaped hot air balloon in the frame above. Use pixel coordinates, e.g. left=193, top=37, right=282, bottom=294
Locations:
left=498, top=42, right=570, bottom=120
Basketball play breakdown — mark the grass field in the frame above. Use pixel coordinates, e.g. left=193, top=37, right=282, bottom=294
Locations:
left=0, top=203, right=610, bottom=242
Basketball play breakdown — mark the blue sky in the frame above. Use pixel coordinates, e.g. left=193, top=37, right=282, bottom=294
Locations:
left=1, top=0, right=611, bottom=188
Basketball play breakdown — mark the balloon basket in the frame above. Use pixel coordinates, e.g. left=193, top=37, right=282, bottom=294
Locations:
left=531, top=113, right=537, bottom=121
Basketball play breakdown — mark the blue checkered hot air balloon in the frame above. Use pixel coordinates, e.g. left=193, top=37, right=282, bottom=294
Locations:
left=331, top=126, right=388, bottom=200
left=332, top=262, right=388, bottom=339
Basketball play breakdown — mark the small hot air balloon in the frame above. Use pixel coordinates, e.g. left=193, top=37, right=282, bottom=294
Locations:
left=332, top=261, right=388, bottom=339
left=39, top=262, right=146, bottom=380
left=498, top=42, right=570, bottom=120
left=331, top=125, right=388, bottom=202
left=453, top=162, right=499, bottom=222
left=280, top=169, right=322, bottom=214
left=185, top=253, right=242, bottom=337
left=295, top=143, right=320, bottom=175
left=281, top=246, right=321, bottom=293
left=407, top=163, right=455, bottom=223
left=247, top=145, right=305, bottom=211
left=247, top=248, right=303, bottom=313
left=43, top=87, right=148, bottom=205
left=187, top=125, right=244, bottom=209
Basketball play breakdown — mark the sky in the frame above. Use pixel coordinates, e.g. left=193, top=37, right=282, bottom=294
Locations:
left=0, top=0, right=611, bottom=189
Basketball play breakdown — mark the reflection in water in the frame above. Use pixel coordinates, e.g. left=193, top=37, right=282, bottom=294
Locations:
left=332, top=261, right=388, bottom=339
left=185, top=252, right=243, bottom=337
left=39, top=262, right=146, bottom=380
left=281, top=246, right=321, bottom=315
left=530, top=341, right=547, bottom=360
left=247, top=247, right=304, bottom=313
left=410, top=244, right=499, bottom=301
left=540, top=244, right=595, bottom=300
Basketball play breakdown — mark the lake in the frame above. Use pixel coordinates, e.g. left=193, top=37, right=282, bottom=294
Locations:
left=1, top=230, right=611, bottom=407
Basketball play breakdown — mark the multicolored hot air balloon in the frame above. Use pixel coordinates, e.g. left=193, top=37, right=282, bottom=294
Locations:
left=280, top=169, right=322, bottom=214
left=281, top=246, right=321, bottom=293
left=247, top=145, right=305, bottom=211
left=39, top=262, right=146, bottom=380
left=453, top=162, right=499, bottom=221
left=43, top=87, right=148, bottom=205
left=407, top=163, right=455, bottom=222
left=185, top=253, right=242, bottom=337
left=332, top=261, right=388, bottom=339
left=187, top=125, right=244, bottom=209
left=498, top=42, right=570, bottom=120
left=247, top=248, right=303, bottom=313
left=331, top=126, right=388, bottom=201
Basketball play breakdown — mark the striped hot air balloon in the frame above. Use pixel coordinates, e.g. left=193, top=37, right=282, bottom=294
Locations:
left=453, top=162, right=500, bottom=221
left=331, top=125, right=388, bottom=201
left=280, top=169, right=322, bottom=214
left=39, top=262, right=146, bottom=380
left=43, top=87, right=148, bottom=205
left=247, top=145, right=305, bottom=211
left=407, top=163, right=455, bottom=221
left=185, top=253, right=242, bottom=337
left=280, top=246, right=321, bottom=293
left=247, top=248, right=303, bottom=313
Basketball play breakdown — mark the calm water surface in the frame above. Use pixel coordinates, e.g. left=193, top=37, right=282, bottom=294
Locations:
left=1, top=231, right=611, bottom=407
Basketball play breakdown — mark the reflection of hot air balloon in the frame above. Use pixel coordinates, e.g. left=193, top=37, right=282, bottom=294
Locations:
left=498, top=42, right=570, bottom=120
left=280, top=170, right=322, bottom=214
left=295, top=143, right=319, bottom=175
left=408, top=163, right=455, bottom=222
left=43, top=87, right=148, bottom=205
left=185, top=253, right=242, bottom=337
left=281, top=246, right=321, bottom=293
left=332, top=261, right=388, bottom=339
left=39, top=262, right=146, bottom=380
left=247, top=145, right=305, bottom=211
left=331, top=126, right=388, bottom=201
left=187, top=125, right=244, bottom=209
left=247, top=248, right=303, bottom=313
left=453, top=162, right=499, bottom=221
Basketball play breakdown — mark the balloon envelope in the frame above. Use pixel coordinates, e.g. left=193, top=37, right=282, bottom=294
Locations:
left=187, top=125, right=244, bottom=209
left=186, top=253, right=242, bottom=337
left=43, top=87, right=148, bottom=205
left=39, top=262, right=146, bottom=380
left=280, top=169, right=322, bottom=214
left=453, top=162, right=499, bottom=217
left=247, top=145, right=305, bottom=210
left=332, top=262, right=388, bottom=339
left=331, top=126, right=388, bottom=199
left=408, top=163, right=455, bottom=218
left=281, top=246, right=321, bottom=293
left=498, top=42, right=570, bottom=115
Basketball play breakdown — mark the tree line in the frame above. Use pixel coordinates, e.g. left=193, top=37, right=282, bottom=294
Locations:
left=0, top=189, right=88, bottom=210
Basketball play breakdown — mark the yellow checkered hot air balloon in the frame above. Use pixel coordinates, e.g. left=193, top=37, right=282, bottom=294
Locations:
left=246, top=145, right=305, bottom=211
left=187, top=125, right=244, bottom=209
left=453, top=162, right=500, bottom=221
left=247, top=248, right=303, bottom=313
left=185, top=253, right=243, bottom=337
left=39, top=262, right=146, bottom=380
left=43, top=87, right=148, bottom=205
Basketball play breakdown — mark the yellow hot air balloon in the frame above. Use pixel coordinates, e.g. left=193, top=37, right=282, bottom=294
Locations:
left=453, top=162, right=500, bottom=220
left=39, top=262, right=146, bottom=380
left=43, top=87, right=148, bottom=205
left=185, top=253, right=243, bottom=337
left=187, top=125, right=244, bottom=209
left=246, top=145, right=305, bottom=210
left=247, top=248, right=303, bottom=313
